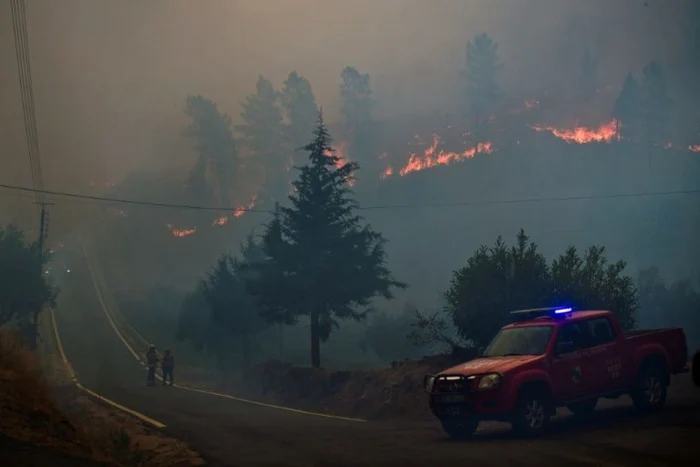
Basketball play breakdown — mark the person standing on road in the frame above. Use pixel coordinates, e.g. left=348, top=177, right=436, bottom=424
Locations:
left=161, top=348, right=174, bottom=387
left=146, top=344, right=159, bottom=386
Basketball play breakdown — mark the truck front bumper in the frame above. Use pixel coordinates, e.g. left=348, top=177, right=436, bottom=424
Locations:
left=429, top=391, right=512, bottom=422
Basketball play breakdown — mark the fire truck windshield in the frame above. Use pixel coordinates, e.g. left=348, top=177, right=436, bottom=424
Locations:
left=483, top=325, right=554, bottom=357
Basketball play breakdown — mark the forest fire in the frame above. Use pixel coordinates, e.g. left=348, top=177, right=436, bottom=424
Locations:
left=212, top=215, right=228, bottom=227
left=530, top=119, right=619, bottom=144
left=689, top=144, right=700, bottom=153
left=380, top=165, right=393, bottom=179
left=395, top=135, right=494, bottom=176
left=167, top=224, right=196, bottom=238
left=325, top=142, right=355, bottom=186
left=233, top=195, right=258, bottom=218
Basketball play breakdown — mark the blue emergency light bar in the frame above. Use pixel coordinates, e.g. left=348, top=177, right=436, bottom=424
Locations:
left=510, top=306, right=574, bottom=321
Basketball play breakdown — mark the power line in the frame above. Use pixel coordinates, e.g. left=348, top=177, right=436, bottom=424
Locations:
left=10, top=0, right=45, bottom=205
left=1, top=183, right=698, bottom=214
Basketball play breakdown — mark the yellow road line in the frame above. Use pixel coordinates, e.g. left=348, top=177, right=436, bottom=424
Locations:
left=49, top=307, right=166, bottom=429
left=174, top=384, right=367, bottom=422
left=81, top=241, right=367, bottom=423
left=82, top=243, right=143, bottom=364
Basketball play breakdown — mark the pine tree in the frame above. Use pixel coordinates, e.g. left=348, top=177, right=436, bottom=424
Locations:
left=236, top=75, right=288, bottom=202
left=640, top=61, right=673, bottom=146
left=201, top=235, right=269, bottom=369
left=612, top=73, right=642, bottom=142
left=183, top=95, right=237, bottom=206
left=247, top=111, right=404, bottom=368
left=463, top=33, right=501, bottom=120
left=280, top=71, right=318, bottom=166
left=339, top=66, right=380, bottom=174
left=579, top=47, right=599, bottom=102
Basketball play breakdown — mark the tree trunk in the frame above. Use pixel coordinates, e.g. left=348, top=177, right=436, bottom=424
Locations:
left=310, top=309, right=321, bottom=368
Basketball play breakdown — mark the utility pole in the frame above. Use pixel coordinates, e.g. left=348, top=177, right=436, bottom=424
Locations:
left=23, top=201, right=52, bottom=350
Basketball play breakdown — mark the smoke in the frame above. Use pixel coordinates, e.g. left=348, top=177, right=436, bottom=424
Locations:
left=1, top=0, right=689, bottom=189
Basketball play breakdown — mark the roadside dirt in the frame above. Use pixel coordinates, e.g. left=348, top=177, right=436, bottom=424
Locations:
left=197, top=354, right=464, bottom=420
left=0, top=318, right=205, bottom=467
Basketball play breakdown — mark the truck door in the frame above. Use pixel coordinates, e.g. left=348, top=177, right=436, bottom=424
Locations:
left=584, top=317, right=626, bottom=394
left=550, top=322, right=590, bottom=402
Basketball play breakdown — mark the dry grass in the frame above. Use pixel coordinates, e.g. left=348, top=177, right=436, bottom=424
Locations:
left=222, top=355, right=460, bottom=420
left=0, top=330, right=103, bottom=463
left=0, top=324, right=205, bottom=467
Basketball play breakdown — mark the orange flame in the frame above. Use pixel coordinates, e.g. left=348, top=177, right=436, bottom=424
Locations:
left=689, top=144, right=700, bottom=153
left=397, top=135, right=494, bottom=176
left=530, top=119, right=619, bottom=144
left=166, top=224, right=196, bottom=238
left=212, top=215, right=228, bottom=227
left=324, top=142, right=355, bottom=186
left=380, top=165, right=393, bottom=179
left=233, top=195, right=258, bottom=218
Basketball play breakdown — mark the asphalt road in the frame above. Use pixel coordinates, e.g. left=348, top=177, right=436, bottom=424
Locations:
left=51, top=251, right=700, bottom=467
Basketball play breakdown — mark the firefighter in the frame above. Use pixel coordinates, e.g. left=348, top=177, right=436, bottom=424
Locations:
left=146, top=344, right=159, bottom=386
left=161, top=348, right=174, bottom=387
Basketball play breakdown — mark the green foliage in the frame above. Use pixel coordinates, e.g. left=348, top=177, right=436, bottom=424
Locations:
left=183, top=95, right=238, bottom=206
left=637, top=267, right=700, bottom=350
left=236, top=75, right=288, bottom=201
left=613, top=73, right=642, bottom=142
left=551, top=245, right=637, bottom=330
left=640, top=60, right=674, bottom=145
left=360, top=304, right=426, bottom=363
left=176, top=284, right=233, bottom=371
left=463, top=33, right=501, bottom=120
left=0, top=224, right=57, bottom=328
left=247, top=111, right=405, bottom=367
left=444, top=229, right=550, bottom=347
left=201, top=235, right=269, bottom=368
left=280, top=71, right=318, bottom=161
left=579, top=47, right=599, bottom=102
left=440, top=229, right=638, bottom=348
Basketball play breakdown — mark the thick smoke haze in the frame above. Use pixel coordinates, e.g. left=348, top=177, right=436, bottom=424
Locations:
left=0, top=0, right=688, bottom=194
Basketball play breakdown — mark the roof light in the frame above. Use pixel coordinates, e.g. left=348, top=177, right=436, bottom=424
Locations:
left=553, top=307, right=572, bottom=314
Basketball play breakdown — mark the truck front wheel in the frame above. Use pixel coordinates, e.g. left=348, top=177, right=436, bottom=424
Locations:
left=441, top=418, right=479, bottom=440
left=511, top=387, right=551, bottom=437
left=631, top=362, right=668, bottom=413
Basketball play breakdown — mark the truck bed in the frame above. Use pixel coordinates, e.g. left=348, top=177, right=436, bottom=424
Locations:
left=624, top=327, right=688, bottom=374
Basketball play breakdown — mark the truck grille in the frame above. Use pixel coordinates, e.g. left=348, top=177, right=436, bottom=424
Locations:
left=432, top=375, right=472, bottom=394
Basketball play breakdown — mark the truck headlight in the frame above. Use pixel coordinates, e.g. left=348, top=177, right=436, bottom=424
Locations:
left=477, top=373, right=502, bottom=390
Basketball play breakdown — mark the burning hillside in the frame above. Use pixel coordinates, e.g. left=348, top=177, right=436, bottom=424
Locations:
left=380, top=135, right=494, bottom=178
left=168, top=195, right=258, bottom=237
left=530, top=119, right=619, bottom=144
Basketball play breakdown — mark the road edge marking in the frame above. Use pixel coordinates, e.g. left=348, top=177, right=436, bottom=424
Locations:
left=82, top=242, right=367, bottom=423
left=49, top=307, right=167, bottom=429
left=82, top=242, right=144, bottom=365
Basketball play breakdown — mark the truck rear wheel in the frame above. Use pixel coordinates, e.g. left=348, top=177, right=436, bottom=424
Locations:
left=441, top=418, right=479, bottom=440
left=567, top=397, right=598, bottom=416
left=631, top=362, right=668, bottom=413
left=511, top=387, right=551, bottom=437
